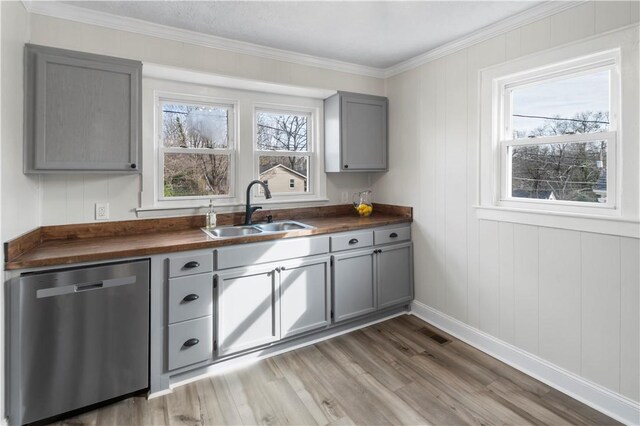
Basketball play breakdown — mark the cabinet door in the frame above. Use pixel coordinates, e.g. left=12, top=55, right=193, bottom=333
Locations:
left=341, top=95, right=387, bottom=171
left=377, top=242, right=414, bottom=309
left=25, top=44, right=141, bottom=173
left=216, top=265, right=279, bottom=357
left=332, top=248, right=376, bottom=322
left=280, top=257, right=330, bottom=338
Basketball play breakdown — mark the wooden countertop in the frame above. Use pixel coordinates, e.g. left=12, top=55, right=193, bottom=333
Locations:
left=4, top=204, right=412, bottom=270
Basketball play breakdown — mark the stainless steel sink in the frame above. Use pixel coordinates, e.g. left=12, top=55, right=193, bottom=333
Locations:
left=203, top=225, right=263, bottom=238
left=254, top=221, right=313, bottom=232
left=202, top=220, right=314, bottom=239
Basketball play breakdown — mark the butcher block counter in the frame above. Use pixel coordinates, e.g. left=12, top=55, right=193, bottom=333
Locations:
left=4, top=204, right=412, bottom=270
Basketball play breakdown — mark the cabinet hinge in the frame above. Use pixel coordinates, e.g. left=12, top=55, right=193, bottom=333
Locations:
left=213, top=340, right=218, bottom=351
left=330, top=258, right=334, bottom=267
left=330, top=310, right=334, bottom=319
left=213, top=276, right=218, bottom=289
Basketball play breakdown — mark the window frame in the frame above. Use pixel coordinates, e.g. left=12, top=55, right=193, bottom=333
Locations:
left=156, top=93, right=238, bottom=203
left=493, top=49, right=621, bottom=213
left=253, top=104, right=317, bottom=200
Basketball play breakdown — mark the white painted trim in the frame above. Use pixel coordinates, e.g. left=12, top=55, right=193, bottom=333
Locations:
left=410, top=301, right=640, bottom=426
left=21, top=0, right=384, bottom=78
left=158, top=310, right=408, bottom=396
left=383, top=1, right=586, bottom=77
left=22, top=0, right=583, bottom=79
left=474, top=205, right=639, bottom=238
left=144, top=64, right=336, bottom=100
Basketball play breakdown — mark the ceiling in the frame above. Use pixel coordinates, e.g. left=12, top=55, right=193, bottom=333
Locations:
left=58, top=1, right=543, bottom=70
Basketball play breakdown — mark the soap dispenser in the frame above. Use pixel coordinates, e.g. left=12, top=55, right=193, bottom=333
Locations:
left=205, top=200, right=217, bottom=229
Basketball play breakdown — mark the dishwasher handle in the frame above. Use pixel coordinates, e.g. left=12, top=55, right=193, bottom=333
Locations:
left=75, top=282, right=104, bottom=292
left=36, top=275, right=136, bottom=298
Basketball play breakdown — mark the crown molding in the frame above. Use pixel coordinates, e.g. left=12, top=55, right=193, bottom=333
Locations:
left=383, top=1, right=586, bottom=77
left=21, top=0, right=386, bottom=78
left=22, top=0, right=585, bottom=80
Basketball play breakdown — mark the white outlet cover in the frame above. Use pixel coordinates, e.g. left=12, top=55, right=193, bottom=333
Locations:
left=95, top=203, right=109, bottom=220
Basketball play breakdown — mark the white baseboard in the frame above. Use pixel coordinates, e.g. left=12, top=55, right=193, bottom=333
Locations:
left=410, top=301, right=640, bottom=426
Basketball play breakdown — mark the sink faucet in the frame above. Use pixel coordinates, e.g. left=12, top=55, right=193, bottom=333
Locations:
left=244, top=180, right=272, bottom=225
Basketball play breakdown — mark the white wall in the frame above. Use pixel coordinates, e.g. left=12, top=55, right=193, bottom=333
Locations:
left=372, top=1, right=640, bottom=403
left=1, top=0, right=33, bottom=419
left=2, top=2, right=37, bottom=240
left=27, top=13, right=383, bottom=225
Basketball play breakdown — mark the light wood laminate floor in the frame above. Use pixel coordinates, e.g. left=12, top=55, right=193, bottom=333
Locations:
left=51, top=315, right=619, bottom=425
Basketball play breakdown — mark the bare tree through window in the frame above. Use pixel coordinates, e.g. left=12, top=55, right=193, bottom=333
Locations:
left=162, top=102, right=233, bottom=197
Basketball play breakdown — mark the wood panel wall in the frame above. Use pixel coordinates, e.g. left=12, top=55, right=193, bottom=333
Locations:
left=373, top=1, right=640, bottom=402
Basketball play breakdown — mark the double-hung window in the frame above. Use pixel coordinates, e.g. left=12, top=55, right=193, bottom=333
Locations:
left=159, top=98, right=235, bottom=200
left=255, top=108, right=313, bottom=197
left=496, top=51, right=619, bottom=209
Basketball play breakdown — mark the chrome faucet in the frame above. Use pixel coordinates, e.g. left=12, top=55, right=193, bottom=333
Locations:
left=244, top=180, right=272, bottom=225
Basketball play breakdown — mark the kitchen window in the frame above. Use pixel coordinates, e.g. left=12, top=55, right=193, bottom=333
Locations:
left=479, top=48, right=622, bottom=218
left=158, top=98, right=235, bottom=200
left=255, top=108, right=314, bottom=197
left=500, top=60, right=618, bottom=208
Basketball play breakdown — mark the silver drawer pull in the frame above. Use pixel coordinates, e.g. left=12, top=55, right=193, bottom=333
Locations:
left=183, top=338, right=199, bottom=347
left=348, top=238, right=359, bottom=245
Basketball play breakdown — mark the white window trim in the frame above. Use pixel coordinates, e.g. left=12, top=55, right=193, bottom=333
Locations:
left=138, top=70, right=329, bottom=216
left=156, top=93, right=238, bottom=204
left=253, top=104, right=318, bottom=200
left=477, top=26, right=639, bottom=238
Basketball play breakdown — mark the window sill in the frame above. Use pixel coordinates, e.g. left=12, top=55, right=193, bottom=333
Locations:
left=474, top=205, right=639, bottom=238
left=136, top=197, right=331, bottom=218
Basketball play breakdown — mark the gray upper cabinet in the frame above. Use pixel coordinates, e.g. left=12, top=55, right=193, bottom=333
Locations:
left=325, top=91, right=388, bottom=172
left=24, top=44, right=142, bottom=173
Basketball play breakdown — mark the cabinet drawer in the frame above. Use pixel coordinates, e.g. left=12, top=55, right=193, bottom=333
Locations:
left=169, top=252, right=213, bottom=278
left=374, top=226, right=411, bottom=245
left=168, top=316, right=213, bottom=370
left=331, top=231, right=373, bottom=252
left=168, top=274, right=213, bottom=324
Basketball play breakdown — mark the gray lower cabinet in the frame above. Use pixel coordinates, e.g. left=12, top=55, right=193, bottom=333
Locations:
left=24, top=44, right=142, bottom=173
left=216, top=256, right=331, bottom=357
left=332, top=248, right=377, bottom=322
left=332, top=229, right=413, bottom=323
left=325, top=91, right=388, bottom=172
left=377, top=242, right=414, bottom=309
left=280, top=257, right=331, bottom=338
left=165, top=251, right=214, bottom=371
left=216, top=263, right=279, bottom=357
left=168, top=316, right=213, bottom=371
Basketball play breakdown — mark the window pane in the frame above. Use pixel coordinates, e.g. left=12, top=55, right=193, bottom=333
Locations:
left=259, top=156, right=309, bottom=193
left=511, top=70, right=610, bottom=139
left=256, top=111, right=308, bottom=152
left=511, top=140, right=607, bottom=203
left=164, top=153, right=230, bottom=197
left=162, top=103, right=229, bottom=149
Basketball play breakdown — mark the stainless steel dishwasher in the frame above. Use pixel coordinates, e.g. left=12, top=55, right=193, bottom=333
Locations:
left=6, top=259, right=150, bottom=425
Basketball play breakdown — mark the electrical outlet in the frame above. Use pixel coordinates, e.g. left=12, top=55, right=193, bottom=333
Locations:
left=341, top=191, right=349, bottom=203
left=95, top=203, right=109, bottom=220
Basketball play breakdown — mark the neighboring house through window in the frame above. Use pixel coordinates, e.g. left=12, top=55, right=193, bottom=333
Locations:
left=255, top=108, right=313, bottom=197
